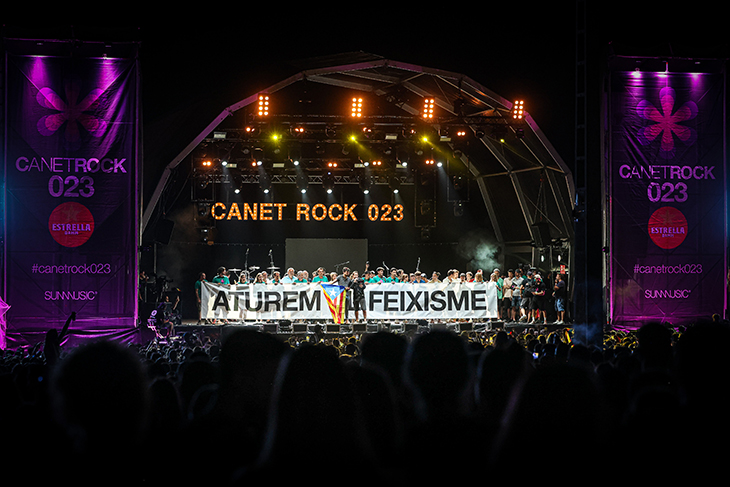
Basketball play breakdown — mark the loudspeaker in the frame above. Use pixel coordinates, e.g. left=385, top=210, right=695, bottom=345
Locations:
left=263, top=323, right=278, bottom=333
left=325, top=324, right=340, bottom=333
left=353, top=323, right=367, bottom=333
left=531, top=222, right=551, bottom=248
left=293, top=323, right=308, bottom=333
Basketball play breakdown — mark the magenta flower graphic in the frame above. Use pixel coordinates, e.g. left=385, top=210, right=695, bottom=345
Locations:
left=637, top=86, right=697, bottom=157
left=36, top=80, right=108, bottom=149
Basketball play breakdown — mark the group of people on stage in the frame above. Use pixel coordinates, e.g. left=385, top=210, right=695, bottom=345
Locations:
left=195, top=263, right=568, bottom=325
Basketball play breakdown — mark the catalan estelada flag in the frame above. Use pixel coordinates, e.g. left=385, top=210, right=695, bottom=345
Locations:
left=321, top=283, right=347, bottom=324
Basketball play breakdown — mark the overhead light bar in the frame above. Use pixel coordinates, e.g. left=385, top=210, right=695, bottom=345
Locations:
left=512, top=100, right=524, bottom=120
left=422, top=98, right=436, bottom=120
left=258, top=94, right=270, bottom=117
left=351, top=97, right=364, bottom=118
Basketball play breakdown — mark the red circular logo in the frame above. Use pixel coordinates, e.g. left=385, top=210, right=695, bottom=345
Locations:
left=48, top=202, right=95, bottom=247
left=648, top=206, right=687, bottom=249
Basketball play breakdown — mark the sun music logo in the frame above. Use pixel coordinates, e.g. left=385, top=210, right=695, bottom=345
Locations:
left=648, top=206, right=687, bottom=249
left=48, top=202, right=95, bottom=247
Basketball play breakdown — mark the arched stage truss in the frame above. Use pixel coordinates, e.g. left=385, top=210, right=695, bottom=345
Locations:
left=143, top=53, right=575, bottom=268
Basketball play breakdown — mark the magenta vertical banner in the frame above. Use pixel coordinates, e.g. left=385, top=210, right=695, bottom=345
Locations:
left=3, top=51, right=139, bottom=348
left=608, top=65, right=726, bottom=328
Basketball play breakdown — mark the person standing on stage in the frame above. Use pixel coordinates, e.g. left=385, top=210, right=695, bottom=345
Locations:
left=212, top=267, right=230, bottom=324
left=516, top=269, right=530, bottom=323
left=350, top=270, right=367, bottom=322
left=503, top=269, right=514, bottom=322
left=370, top=267, right=386, bottom=284
left=336, top=267, right=354, bottom=323
left=294, top=271, right=307, bottom=284
left=213, top=267, right=230, bottom=285
left=281, top=267, right=296, bottom=284
left=493, top=269, right=504, bottom=320
left=195, top=272, right=207, bottom=325
left=312, top=267, right=328, bottom=283
left=553, top=273, right=566, bottom=324
left=531, top=273, right=547, bottom=325
left=385, top=268, right=399, bottom=283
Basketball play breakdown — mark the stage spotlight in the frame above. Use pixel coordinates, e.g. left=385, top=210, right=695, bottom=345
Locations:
left=402, top=126, right=417, bottom=139
left=323, top=172, right=335, bottom=194
left=453, top=202, right=464, bottom=217
left=351, top=97, right=364, bottom=118
left=512, top=100, right=524, bottom=120
left=291, top=125, right=306, bottom=136
left=327, top=161, right=338, bottom=168
left=296, top=173, right=308, bottom=193
left=259, top=172, right=272, bottom=194
left=389, top=176, right=401, bottom=194
left=422, top=98, right=436, bottom=120
left=197, top=202, right=210, bottom=217
left=358, top=174, right=372, bottom=194
left=425, top=159, right=435, bottom=166
left=258, top=94, right=270, bottom=117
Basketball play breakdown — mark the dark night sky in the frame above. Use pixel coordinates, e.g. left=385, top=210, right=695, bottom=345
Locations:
left=4, top=6, right=727, bottom=190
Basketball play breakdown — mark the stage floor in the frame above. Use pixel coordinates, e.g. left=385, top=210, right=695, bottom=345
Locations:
left=169, top=318, right=570, bottom=336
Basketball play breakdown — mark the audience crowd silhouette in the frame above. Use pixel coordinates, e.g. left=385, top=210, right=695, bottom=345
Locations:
left=1, top=317, right=728, bottom=485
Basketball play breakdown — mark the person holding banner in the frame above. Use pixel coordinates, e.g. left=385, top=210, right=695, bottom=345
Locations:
left=212, top=267, right=230, bottom=324
left=195, top=272, right=207, bottom=325
left=281, top=268, right=296, bottom=283
left=312, top=267, right=329, bottom=283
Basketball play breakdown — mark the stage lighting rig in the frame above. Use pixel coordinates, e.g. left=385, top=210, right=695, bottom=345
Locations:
left=296, top=173, right=309, bottom=193
left=258, top=94, right=270, bottom=117
left=259, top=173, right=272, bottom=194
left=351, top=97, right=364, bottom=118
left=512, top=100, right=525, bottom=120
left=422, top=98, right=436, bottom=120
left=322, top=171, right=335, bottom=194
left=358, top=174, right=372, bottom=194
